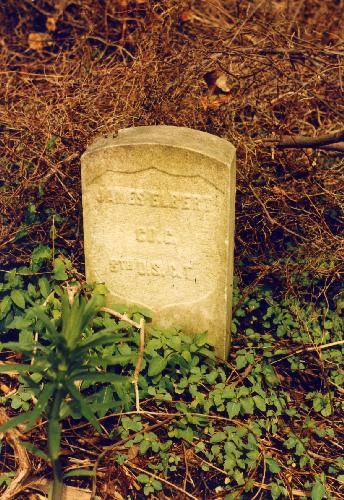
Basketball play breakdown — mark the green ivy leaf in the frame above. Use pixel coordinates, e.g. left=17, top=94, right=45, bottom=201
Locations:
left=151, top=479, right=162, bottom=491
left=234, top=469, right=245, bottom=486
left=236, top=355, right=247, bottom=370
left=295, top=441, right=306, bottom=456
left=182, top=350, right=191, bottom=362
left=133, top=306, right=153, bottom=319
left=38, top=277, right=51, bottom=298
left=148, top=356, right=167, bottom=377
left=222, top=385, right=235, bottom=399
left=10, top=289, right=26, bottom=309
left=253, top=395, right=266, bottom=412
left=210, top=432, right=227, bottom=443
left=175, top=426, right=194, bottom=442
left=271, top=483, right=282, bottom=499
left=137, top=474, right=150, bottom=484
left=31, top=245, right=52, bottom=272
left=194, top=331, right=208, bottom=347
left=19, top=330, right=34, bottom=350
left=144, top=485, right=154, bottom=495
left=313, top=395, right=323, bottom=412
left=321, top=401, right=332, bottom=417
left=53, top=259, right=68, bottom=281
left=0, top=296, right=12, bottom=318
left=266, top=457, right=281, bottom=473
left=166, top=335, right=182, bottom=351
left=311, top=481, right=326, bottom=500
left=7, top=316, right=32, bottom=330
left=241, top=397, right=254, bottom=414
left=227, top=401, right=241, bottom=419
left=139, top=439, right=151, bottom=454
left=27, top=283, right=38, bottom=298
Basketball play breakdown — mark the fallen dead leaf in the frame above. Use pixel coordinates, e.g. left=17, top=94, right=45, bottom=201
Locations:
left=181, top=9, right=194, bottom=22
left=62, top=486, right=92, bottom=500
left=46, top=17, right=57, bottom=32
left=100, top=480, right=126, bottom=500
left=24, top=478, right=92, bottom=500
left=200, top=94, right=231, bottom=110
left=0, top=382, right=12, bottom=394
left=0, top=408, right=30, bottom=500
left=66, top=283, right=80, bottom=305
left=127, top=445, right=139, bottom=461
left=28, top=33, right=52, bottom=51
left=185, top=447, right=194, bottom=460
left=204, top=70, right=230, bottom=94
left=272, top=0, right=288, bottom=14
left=215, top=74, right=231, bottom=93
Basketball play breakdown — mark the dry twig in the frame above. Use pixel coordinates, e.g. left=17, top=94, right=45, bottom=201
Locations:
left=100, top=307, right=145, bottom=411
left=264, top=129, right=344, bottom=152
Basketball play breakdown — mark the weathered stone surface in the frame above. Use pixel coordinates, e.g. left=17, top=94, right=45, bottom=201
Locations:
left=81, top=126, right=236, bottom=359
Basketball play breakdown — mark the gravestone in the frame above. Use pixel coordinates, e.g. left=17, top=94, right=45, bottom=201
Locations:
left=81, top=126, right=236, bottom=359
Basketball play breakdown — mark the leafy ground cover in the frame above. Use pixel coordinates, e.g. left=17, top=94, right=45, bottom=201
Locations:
left=0, top=255, right=343, bottom=498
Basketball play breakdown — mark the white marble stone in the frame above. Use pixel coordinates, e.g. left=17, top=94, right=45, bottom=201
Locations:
left=81, top=126, right=236, bottom=359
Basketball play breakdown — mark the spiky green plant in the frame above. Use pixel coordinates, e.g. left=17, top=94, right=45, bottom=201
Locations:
left=0, top=291, right=133, bottom=499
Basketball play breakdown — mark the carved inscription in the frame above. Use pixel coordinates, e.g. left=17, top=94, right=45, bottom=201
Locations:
left=135, top=226, right=177, bottom=245
left=83, top=166, right=224, bottom=309
left=96, top=187, right=215, bottom=212
left=110, top=258, right=194, bottom=281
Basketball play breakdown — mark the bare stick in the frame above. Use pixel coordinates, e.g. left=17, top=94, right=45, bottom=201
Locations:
left=132, top=317, right=145, bottom=412
left=296, top=339, right=344, bottom=353
left=320, top=142, right=344, bottom=152
left=272, top=340, right=344, bottom=365
left=100, top=306, right=141, bottom=329
left=264, top=129, right=344, bottom=151
left=100, top=307, right=145, bottom=411
left=126, top=462, right=199, bottom=500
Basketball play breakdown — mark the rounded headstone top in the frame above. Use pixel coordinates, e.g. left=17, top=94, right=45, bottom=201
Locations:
left=82, top=125, right=235, bottom=166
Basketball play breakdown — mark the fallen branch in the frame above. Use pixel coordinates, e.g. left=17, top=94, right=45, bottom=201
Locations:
left=320, top=142, right=344, bottom=152
left=264, top=129, right=344, bottom=152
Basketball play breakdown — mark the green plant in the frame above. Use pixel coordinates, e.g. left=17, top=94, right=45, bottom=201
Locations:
left=0, top=265, right=342, bottom=498
left=0, top=290, right=134, bottom=499
left=0, top=471, right=16, bottom=488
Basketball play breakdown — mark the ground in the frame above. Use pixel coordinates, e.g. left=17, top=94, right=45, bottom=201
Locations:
left=0, top=1, right=343, bottom=499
